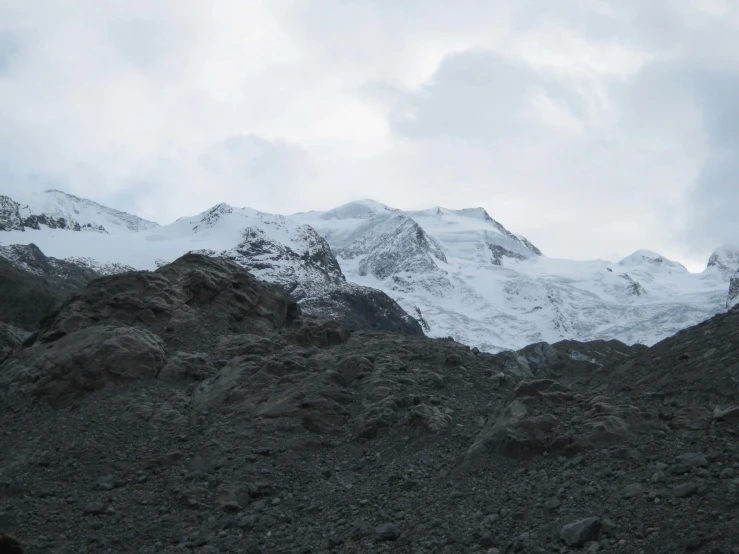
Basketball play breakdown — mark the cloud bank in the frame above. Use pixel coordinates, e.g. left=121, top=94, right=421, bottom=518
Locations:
left=1, top=0, right=738, bottom=270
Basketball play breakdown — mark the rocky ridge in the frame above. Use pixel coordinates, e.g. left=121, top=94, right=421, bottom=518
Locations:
left=1, top=253, right=738, bottom=553
left=729, top=269, right=739, bottom=309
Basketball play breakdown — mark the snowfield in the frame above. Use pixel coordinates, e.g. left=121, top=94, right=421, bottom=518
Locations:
left=1, top=191, right=737, bottom=352
left=293, top=201, right=735, bottom=351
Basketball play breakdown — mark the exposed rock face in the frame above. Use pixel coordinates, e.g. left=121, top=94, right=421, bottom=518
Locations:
left=0, top=255, right=69, bottom=330
left=0, top=195, right=25, bottom=231
left=1, top=326, right=167, bottom=406
left=2, top=254, right=739, bottom=553
left=0, top=243, right=101, bottom=292
left=0, top=243, right=113, bottom=330
left=729, top=269, right=739, bottom=309
left=0, top=322, right=28, bottom=365
left=336, top=214, right=447, bottom=279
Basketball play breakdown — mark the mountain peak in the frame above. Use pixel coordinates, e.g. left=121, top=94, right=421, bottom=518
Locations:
left=318, top=199, right=397, bottom=221
left=618, top=250, right=688, bottom=274
left=706, top=244, right=739, bottom=279
left=10, top=189, right=162, bottom=234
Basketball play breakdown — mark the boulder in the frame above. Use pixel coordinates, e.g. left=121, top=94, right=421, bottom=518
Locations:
left=1, top=325, right=166, bottom=405
left=561, top=517, right=600, bottom=547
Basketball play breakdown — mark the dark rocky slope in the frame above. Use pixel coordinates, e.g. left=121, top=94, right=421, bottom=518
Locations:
left=1, top=254, right=738, bottom=553
left=0, top=254, right=79, bottom=332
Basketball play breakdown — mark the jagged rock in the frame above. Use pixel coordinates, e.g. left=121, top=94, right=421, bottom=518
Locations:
left=729, top=269, right=739, bottom=309
left=158, top=351, right=215, bottom=382
left=0, top=254, right=68, bottom=330
left=0, top=322, right=27, bottom=366
left=0, top=196, right=26, bottom=232
left=714, top=405, right=739, bottom=424
left=670, top=407, right=713, bottom=430
left=0, top=243, right=100, bottom=292
left=1, top=325, right=166, bottom=406
left=299, top=284, right=424, bottom=335
left=285, top=318, right=350, bottom=348
left=406, top=403, right=453, bottom=433
left=561, top=517, right=600, bottom=547
left=34, top=254, right=298, bottom=346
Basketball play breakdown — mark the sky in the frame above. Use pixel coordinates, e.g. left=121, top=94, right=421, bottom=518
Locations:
left=1, top=0, right=738, bottom=271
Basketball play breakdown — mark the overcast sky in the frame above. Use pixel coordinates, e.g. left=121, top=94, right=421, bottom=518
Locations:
left=1, top=0, right=738, bottom=271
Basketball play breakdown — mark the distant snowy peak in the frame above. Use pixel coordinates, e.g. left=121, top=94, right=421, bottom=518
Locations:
left=404, top=205, right=542, bottom=261
left=0, top=190, right=159, bottom=234
left=617, top=249, right=688, bottom=274
left=191, top=203, right=234, bottom=231
left=316, top=199, right=398, bottom=221
left=707, top=244, right=739, bottom=280
left=294, top=200, right=542, bottom=272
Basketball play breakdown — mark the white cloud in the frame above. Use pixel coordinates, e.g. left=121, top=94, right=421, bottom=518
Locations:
left=0, top=0, right=737, bottom=272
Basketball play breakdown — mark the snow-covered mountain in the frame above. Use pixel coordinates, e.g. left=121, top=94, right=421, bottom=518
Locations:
left=0, top=193, right=421, bottom=335
left=1, top=191, right=736, bottom=351
left=705, top=244, right=739, bottom=280
left=293, top=200, right=736, bottom=351
left=0, top=189, right=159, bottom=234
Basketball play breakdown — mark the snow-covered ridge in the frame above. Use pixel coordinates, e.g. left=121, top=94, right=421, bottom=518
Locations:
left=0, top=189, right=159, bottom=234
left=706, top=244, right=739, bottom=280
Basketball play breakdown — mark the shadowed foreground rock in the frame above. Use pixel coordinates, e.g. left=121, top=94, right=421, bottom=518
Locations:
left=1, top=255, right=739, bottom=553
left=0, top=534, right=26, bottom=554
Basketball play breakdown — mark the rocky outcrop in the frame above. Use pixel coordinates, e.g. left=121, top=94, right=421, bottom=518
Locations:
left=729, top=269, right=739, bottom=309
left=0, top=243, right=101, bottom=292
left=300, top=284, right=424, bottom=335
left=0, top=254, right=300, bottom=406
left=0, top=195, right=25, bottom=231
left=1, top=325, right=167, bottom=406
left=0, top=322, right=28, bottom=365
left=0, top=255, right=69, bottom=330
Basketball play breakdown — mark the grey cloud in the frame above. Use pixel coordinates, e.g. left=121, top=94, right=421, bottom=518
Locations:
left=0, top=34, right=18, bottom=75
left=200, top=134, right=310, bottom=187
left=387, top=50, right=584, bottom=141
left=614, top=56, right=739, bottom=250
left=683, top=69, right=739, bottom=249
left=107, top=17, right=176, bottom=68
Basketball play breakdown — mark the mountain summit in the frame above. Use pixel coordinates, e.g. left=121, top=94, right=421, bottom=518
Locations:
left=0, top=189, right=159, bottom=234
